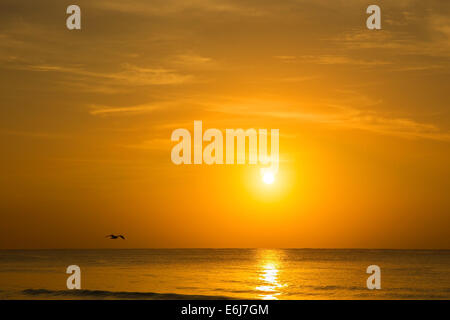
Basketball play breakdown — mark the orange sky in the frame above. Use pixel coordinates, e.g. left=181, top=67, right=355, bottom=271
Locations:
left=0, top=0, right=449, bottom=249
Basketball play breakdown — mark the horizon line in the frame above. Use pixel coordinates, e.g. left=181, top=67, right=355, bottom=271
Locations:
left=1, top=247, right=449, bottom=251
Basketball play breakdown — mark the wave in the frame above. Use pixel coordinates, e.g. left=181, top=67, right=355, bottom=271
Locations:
left=22, top=289, right=235, bottom=300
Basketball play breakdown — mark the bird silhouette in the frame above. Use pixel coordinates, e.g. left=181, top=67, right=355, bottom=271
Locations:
left=106, top=234, right=125, bottom=240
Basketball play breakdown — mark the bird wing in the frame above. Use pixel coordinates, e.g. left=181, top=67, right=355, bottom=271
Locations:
left=119, top=235, right=125, bottom=239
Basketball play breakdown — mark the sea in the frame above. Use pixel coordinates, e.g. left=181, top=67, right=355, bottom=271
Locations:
left=0, top=249, right=448, bottom=299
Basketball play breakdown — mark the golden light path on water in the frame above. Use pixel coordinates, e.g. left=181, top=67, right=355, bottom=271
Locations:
left=255, top=250, right=287, bottom=300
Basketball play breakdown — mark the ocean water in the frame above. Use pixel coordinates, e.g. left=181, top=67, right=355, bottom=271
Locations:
left=0, top=249, right=448, bottom=300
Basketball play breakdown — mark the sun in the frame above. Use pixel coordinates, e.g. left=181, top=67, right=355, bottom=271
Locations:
left=262, top=172, right=275, bottom=185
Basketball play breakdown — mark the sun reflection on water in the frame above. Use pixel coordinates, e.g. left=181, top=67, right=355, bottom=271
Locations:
left=255, top=251, right=287, bottom=300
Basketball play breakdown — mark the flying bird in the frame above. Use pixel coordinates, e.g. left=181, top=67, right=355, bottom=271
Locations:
left=106, top=234, right=125, bottom=240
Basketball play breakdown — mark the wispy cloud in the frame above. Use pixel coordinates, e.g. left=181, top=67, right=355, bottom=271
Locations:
left=330, top=25, right=450, bottom=58
left=7, top=62, right=193, bottom=87
left=206, top=98, right=450, bottom=142
left=122, top=138, right=172, bottom=151
left=277, top=76, right=319, bottom=83
left=172, top=54, right=214, bottom=66
left=339, top=111, right=450, bottom=142
left=0, top=130, right=68, bottom=139
left=89, top=104, right=159, bottom=116
left=93, top=0, right=266, bottom=16
left=298, top=55, right=392, bottom=66
left=274, top=56, right=297, bottom=63
left=109, top=64, right=193, bottom=85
